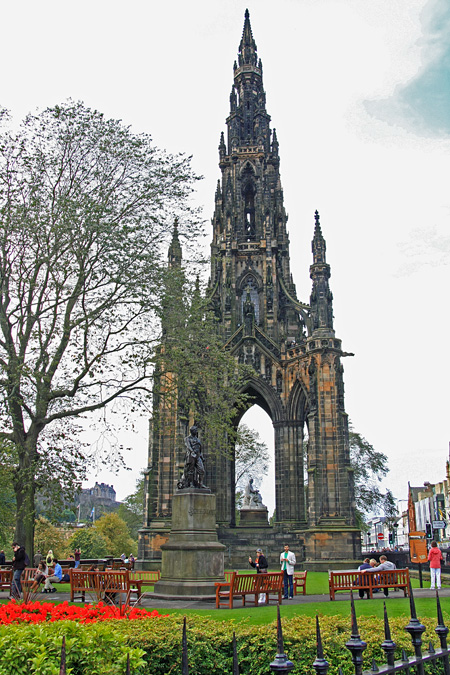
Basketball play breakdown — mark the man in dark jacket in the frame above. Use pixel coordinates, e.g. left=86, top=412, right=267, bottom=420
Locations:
left=11, top=542, right=26, bottom=598
left=0, top=550, right=6, bottom=566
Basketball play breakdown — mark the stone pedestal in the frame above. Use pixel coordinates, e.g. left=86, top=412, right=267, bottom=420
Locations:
left=239, top=508, right=270, bottom=527
left=152, top=488, right=225, bottom=599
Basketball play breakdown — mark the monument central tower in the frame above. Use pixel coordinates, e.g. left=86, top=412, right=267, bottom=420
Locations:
left=139, top=10, right=360, bottom=569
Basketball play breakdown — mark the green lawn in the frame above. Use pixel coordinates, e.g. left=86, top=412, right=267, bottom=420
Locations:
left=156, top=594, right=450, bottom=625
left=2, top=572, right=449, bottom=628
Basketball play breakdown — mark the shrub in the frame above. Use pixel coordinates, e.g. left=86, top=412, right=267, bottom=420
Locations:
left=0, top=611, right=444, bottom=674
left=0, top=621, right=146, bottom=675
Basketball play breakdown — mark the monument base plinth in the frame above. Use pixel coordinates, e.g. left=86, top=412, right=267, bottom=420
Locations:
left=153, top=489, right=225, bottom=597
left=239, top=508, right=270, bottom=527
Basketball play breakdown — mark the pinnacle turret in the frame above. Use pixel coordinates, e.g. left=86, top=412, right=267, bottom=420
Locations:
left=168, top=218, right=182, bottom=267
left=309, top=211, right=334, bottom=335
left=312, top=210, right=326, bottom=264
left=238, top=9, right=258, bottom=67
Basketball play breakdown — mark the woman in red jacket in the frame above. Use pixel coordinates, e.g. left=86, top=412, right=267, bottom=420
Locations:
left=428, top=540, right=444, bottom=589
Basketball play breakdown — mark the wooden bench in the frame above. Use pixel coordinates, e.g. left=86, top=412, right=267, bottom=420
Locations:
left=0, top=570, right=12, bottom=592
left=69, top=569, right=140, bottom=603
left=293, top=571, right=308, bottom=595
left=329, top=568, right=410, bottom=600
left=128, top=570, right=160, bottom=587
left=215, top=572, right=284, bottom=609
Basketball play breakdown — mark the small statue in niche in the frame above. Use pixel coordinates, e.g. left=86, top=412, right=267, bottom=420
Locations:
left=177, top=425, right=207, bottom=490
left=241, top=478, right=265, bottom=510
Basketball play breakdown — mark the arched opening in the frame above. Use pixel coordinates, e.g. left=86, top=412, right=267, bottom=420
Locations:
left=236, top=405, right=275, bottom=522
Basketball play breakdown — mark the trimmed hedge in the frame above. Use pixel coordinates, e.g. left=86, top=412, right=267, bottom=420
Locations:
left=0, top=613, right=445, bottom=674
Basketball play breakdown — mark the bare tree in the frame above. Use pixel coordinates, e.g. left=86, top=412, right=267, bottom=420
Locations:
left=0, top=101, right=201, bottom=553
left=235, top=424, right=269, bottom=493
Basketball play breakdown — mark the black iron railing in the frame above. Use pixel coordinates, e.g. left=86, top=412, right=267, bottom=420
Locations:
left=57, top=585, right=448, bottom=674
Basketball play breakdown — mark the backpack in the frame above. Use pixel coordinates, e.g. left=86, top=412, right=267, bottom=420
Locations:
left=24, top=552, right=30, bottom=567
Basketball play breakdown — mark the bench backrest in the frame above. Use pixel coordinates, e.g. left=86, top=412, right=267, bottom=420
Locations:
left=258, top=572, right=283, bottom=592
left=329, top=568, right=410, bottom=589
left=232, top=574, right=257, bottom=593
left=70, top=569, right=130, bottom=591
left=129, top=570, right=160, bottom=583
left=329, top=571, right=361, bottom=588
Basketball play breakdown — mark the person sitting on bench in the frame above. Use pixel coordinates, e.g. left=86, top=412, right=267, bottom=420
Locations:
left=43, top=558, right=63, bottom=593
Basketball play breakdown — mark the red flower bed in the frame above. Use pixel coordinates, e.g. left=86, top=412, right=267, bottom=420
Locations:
left=0, top=600, right=166, bottom=625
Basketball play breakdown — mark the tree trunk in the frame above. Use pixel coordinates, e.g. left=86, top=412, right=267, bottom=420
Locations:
left=14, top=444, right=37, bottom=559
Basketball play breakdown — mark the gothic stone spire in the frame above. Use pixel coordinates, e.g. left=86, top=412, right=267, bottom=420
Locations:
left=309, top=210, right=334, bottom=335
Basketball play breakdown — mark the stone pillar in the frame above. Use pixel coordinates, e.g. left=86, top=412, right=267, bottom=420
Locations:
left=153, top=488, right=226, bottom=598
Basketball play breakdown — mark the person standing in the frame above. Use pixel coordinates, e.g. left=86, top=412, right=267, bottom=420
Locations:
left=280, top=544, right=296, bottom=599
left=33, top=550, right=43, bottom=568
left=0, top=550, right=5, bottom=566
left=74, top=548, right=81, bottom=568
left=428, top=541, right=444, bottom=590
left=11, top=542, right=26, bottom=599
left=249, top=548, right=268, bottom=604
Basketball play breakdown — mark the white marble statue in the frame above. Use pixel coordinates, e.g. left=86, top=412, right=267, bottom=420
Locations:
left=241, top=478, right=266, bottom=510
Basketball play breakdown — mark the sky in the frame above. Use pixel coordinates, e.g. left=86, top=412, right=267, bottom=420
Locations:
left=2, top=0, right=449, bottom=515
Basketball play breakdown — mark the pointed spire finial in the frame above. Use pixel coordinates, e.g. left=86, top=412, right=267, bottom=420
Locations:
left=239, top=8, right=257, bottom=67
left=182, top=616, right=189, bottom=674
left=168, top=217, right=182, bottom=267
left=272, top=128, right=279, bottom=155
left=312, top=210, right=326, bottom=264
left=269, top=605, right=294, bottom=673
left=314, top=210, right=321, bottom=232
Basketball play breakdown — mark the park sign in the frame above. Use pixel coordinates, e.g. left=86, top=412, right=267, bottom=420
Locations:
left=409, top=530, right=427, bottom=563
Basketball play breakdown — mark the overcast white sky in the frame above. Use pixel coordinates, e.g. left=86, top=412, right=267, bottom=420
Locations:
left=3, top=0, right=449, bottom=514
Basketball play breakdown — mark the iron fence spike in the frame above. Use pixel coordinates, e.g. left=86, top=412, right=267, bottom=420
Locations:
left=277, top=603, right=284, bottom=654
left=126, top=653, right=130, bottom=675
left=371, top=658, right=379, bottom=672
left=270, top=605, right=294, bottom=673
left=428, top=641, right=435, bottom=655
left=233, top=631, right=239, bottom=675
left=182, top=616, right=189, bottom=675
left=435, top=590, right=450, bottom=653
left=345, top=593, right=367, bottom=675
left=401, top=649, right=408, bottom=662
left=408, top=581, right=417, bottom=619
left=383, top=602, right=392, bottom=641
left=59, top=636, right=66, bottom=675
left=316, top=614, right=324, bottom=659
left=350, top=591, right=360, bottom=638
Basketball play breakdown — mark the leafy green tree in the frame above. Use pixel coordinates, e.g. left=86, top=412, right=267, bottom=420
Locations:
left=93, top=513, right=136, bottom=557
left=34, top=516, right=69, bottom=559
left=68, top=528, right=109, bottom=559
left=0, top=101, right=200, bottom=555
left=156, top=270, right=253, bottom=456
left=349, top=425, right=391, bottom=528
left=117, top=475, right=145, bottom=540
left=0, top=441, right=16, bottom=551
